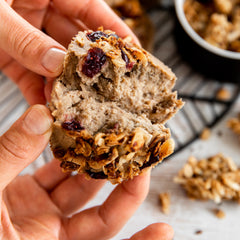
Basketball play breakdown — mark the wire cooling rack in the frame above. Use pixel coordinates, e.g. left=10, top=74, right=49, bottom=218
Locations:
left=0, top=2, right=239, bottom=171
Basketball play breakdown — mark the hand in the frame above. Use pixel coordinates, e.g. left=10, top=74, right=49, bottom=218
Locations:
left=0, top=104, right=174, bottom=240
left=0, top=0, right=139, bottom=105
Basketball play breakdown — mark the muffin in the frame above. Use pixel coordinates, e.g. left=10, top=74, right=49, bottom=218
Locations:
left=50, top=29, right=183, bottom=184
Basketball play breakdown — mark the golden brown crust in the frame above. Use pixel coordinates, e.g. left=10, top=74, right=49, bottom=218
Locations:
left=51, top=124, right=174, bottom=184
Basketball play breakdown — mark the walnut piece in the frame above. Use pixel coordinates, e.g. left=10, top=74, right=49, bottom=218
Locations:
left=213, top=208, right=226, bottom=219
left=228, top=113, right=240, bottom=136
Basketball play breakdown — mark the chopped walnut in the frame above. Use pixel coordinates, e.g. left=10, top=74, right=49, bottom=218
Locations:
left=174, top=153, right=240, bottom=203
left=213, top=208, right=226, bottom=219
left=159, top=192, right=170, bottom=215
left=216, top=88, right=231, bottom=100
left=228, top=113, right=240, bottom=136
left=200, top=128, right=211, bottom=140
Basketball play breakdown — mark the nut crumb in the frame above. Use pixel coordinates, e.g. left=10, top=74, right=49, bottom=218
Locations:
left=159, top=192, right=170, bottom=215
left=228, top=113, right=240, bottom=136
left=200, top=128, right=211, bottom=140
left=216, top=88, right=231, bottom=101
left=213, top=208, right=226, bottom=219
left=174, top=153, right=240, bottom=203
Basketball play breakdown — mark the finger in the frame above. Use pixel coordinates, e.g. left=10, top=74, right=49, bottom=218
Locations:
left=33, top=158, right=70, bottom=192
left=0, top=105, right=53, bottom=191
left=52, top=0, right=140, bottom=44
left=43, top=6, right=87, bottom=48
left=50, top=174, right=106, bottom=216
left=128, top=223, right=174, bottom=240
left=0, top=1, right=66, bottom=77
left=44, top=79, right=53, bottom=103
left=65, top=171, right=151, bottom=240
left=1, top=56, right=46, bottom=105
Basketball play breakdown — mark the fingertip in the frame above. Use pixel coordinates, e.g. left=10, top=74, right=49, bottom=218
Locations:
left=42, top=48, right=66, bottom=76
left=154, top=223, right=174, bottom=240
left=23, top=104, right=53, bottom=136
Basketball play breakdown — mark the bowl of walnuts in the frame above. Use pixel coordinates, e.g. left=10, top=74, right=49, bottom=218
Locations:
left=174, top=0, right=240, bottom=82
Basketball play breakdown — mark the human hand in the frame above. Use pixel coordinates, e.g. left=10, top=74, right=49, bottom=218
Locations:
left=0, top=0, right=139, bottom=105
left=0, top=104, right=173, bottom=240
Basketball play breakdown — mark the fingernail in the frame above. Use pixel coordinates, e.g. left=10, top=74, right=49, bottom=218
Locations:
left=42, top=48, right=65, bottom=75
left=23, top=105, right=53, bottom=135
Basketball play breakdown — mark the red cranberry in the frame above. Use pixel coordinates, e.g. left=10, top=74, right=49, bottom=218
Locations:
left=82, top=48, right=107, bottom=78
left=62, top=120, right=84, bottom=131
left=121, top=49, right=133, bottom=70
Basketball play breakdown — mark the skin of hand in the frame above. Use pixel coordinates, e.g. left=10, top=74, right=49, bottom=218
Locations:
left=0, top=105, right=174, bottom=240
left=0, top=0, right=140, bottom=105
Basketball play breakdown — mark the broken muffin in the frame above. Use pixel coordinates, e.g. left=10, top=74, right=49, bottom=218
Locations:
left=50, top=29, right=183, bottom=184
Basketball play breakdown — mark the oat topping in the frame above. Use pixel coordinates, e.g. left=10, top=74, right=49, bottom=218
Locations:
left=174, top=154, right=240, bottom=203
left=184, top=0, right=240, bottom=52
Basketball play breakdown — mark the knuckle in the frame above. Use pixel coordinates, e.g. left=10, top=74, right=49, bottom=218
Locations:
left=0, top=132, right=30, bottom=162
left=13, top=30, right=44, bottom=58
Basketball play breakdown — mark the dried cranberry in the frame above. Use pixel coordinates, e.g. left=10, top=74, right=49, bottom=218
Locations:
left=62, top=120, right=84, bottom=131
left=87, top=31, right=119, bottom=42
left=121, top=49, right=133, bottom=70
left=82, top=48, right=107, bottom=78
left=87, top=31, right=109, bottom=42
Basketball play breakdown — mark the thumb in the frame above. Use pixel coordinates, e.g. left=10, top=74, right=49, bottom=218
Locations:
left=0, top=105, right=53, bottom=191
left=0, top=1, right=66, bottom=77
